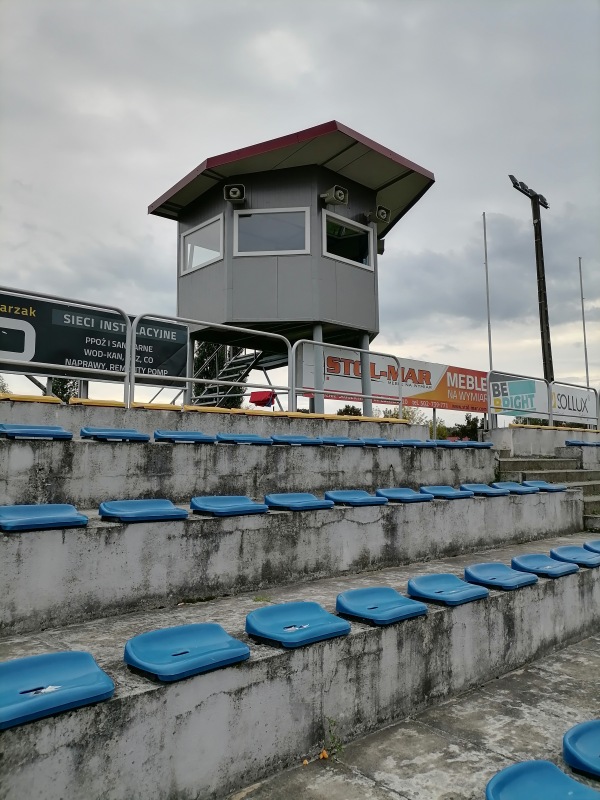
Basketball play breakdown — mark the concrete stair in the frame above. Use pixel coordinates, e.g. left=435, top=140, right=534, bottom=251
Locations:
left=498, top=455, right=600, bottom=530
left=2, top=406, right=597, bottom=800
left=2, top=533, right=598, bottom=800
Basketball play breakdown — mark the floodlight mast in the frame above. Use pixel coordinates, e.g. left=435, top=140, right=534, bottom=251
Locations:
left=508, top=175, right=554, bottom=383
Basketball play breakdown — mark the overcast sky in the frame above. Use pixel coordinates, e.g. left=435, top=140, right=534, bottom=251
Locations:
left=1, top=0, right=598, bottom=411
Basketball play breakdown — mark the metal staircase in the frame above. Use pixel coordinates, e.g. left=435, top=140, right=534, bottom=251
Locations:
left=189, top=345, right=262, bottom=406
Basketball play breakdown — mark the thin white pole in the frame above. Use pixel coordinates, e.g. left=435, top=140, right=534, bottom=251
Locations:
left=483, top=212, right=493, bottom=371
left=578, top=257, right=590, bottom=389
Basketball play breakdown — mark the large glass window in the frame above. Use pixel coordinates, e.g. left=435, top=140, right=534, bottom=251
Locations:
left=322, top=211, right=374, bottom=270
left=234, top=208, right=309, bottom=256
left=181, top=215, right=223, bottom=274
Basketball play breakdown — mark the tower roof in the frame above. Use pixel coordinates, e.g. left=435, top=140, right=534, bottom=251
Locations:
left=149, top=120, right=434, bottom=237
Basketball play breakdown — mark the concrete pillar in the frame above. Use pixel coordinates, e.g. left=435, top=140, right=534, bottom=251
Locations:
left=359, top=332, right=372, bottom=417
left=184, top=337, right=194, bottom=405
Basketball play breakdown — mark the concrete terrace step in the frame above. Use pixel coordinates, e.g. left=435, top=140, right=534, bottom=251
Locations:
left=584, top=514, right=600, bottom=532
left=233, top=634, right=600, bottom=800
left=563, top=481, right=600, bottom=497
left=1, top=533, right=598, bottom=800
left=497, top=457, right=580, bottom=473
left=583, top=495, right=600, bottom=515
left=0, top=438, right=496, bottom=507
left=1, top=490, right=583, bottom=635
left=519, top=469, right=600, bottom=483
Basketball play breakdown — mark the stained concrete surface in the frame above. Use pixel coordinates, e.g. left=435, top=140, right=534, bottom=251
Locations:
left=231, top=634, right=600, bottom=800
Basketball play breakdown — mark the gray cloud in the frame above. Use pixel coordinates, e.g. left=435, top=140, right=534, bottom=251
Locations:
left=0, top=0, right=598, bottom=386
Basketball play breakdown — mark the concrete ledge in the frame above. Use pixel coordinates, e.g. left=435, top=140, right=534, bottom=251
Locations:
left=0, top=400, right=425, bottom=439
left=0, top=438, right=496, bottom=507
left=487, top=426, right=600, bottom=457
left=556, top=445, right=600, bottom=470
left=1, top=551, right=598, bottom=800
left=1, top=490, right=583, bottom=634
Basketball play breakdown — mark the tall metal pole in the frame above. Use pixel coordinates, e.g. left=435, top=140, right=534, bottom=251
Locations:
left=529, top=194, right=554, bottom=383
left=482, top=212, right=493, bottom=371
left=578, top=256, right=590, bottom=388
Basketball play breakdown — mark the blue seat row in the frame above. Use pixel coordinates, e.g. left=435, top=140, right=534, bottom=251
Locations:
left=2, top=548, right=595, bottom=730
left=0, top=482, right=583, bottom=530
left=565, top=440, right=600, bottom=447
left=486, top=719, right=600, bottom=797
left=0, top=423, right=494, bottom=448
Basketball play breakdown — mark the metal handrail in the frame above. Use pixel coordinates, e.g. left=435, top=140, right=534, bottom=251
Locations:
left=128, top=314, right=293, bottom=408
left=0, top=285, right=132, bottom=402
left=289, top=339, right=403, bottom=413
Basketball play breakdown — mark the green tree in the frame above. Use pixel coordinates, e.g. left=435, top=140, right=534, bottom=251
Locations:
left=448, top=413, right=484, bottom=441
left=0, top=374, right=10, bottom=394
left=429, top=418, right=448, bottom=439
left=193, top=341, right=246, bottom=409
left=382, top=406, right=428, bottom=426
left=51, top=378, right=79, bottom=402
left=337, top=404, right=362, bottom=416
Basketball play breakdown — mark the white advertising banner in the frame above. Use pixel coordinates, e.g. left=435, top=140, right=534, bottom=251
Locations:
left=551, top=384, right=598, bottom=423
left=301, top=345, right=488, bottom=413
left=488, top=373, right=550, bottom=417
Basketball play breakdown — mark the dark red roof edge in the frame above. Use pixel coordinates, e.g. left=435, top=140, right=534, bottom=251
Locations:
left=148, top=120, right=434, bottom=216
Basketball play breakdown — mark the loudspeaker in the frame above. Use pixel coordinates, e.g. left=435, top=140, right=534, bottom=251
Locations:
left=320, top=185, right=349, bottom=205
left=367, top=205, right=391, bottom=224
left=224, top=184, right=246, bottom=203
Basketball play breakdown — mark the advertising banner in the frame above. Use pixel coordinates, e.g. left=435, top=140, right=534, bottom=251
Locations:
left=488, top=372, right=550, bottom=417
left=0, top=293, right=188, bottom=383
left=301, top=345, right=488, bottom=413
left=551, top=384, right=598, bottom=423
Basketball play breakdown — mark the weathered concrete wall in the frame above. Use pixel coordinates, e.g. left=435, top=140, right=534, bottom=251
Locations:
left=556, top=445, right=600, bottom=470
left=1, top=568, right=598, bottom=800
left=486, top=426, right=600, bottom=457
left=0, top=438, right=496, bottom=507
left=1, top=490, right=583, bottom=634
left=0, top=400, right=425, bottom=438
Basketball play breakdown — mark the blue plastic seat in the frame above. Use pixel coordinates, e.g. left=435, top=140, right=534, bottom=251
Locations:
left=550, top=546, right=600, bottom=568
left=0, top=651, right=114, bottom=729
left=397, top=439, right=437, bottom=448
left=420, top=485, right=474, bottom=500
left=511, top=553, right=579, bottom=578
left=320, top=437, right=366, bottom=447
left=264, top=493, right=334, bottom=511
left=465, top=562, right=538, bottom=590
left=565, top=440, right=600, bottom=447
left=428, top=439, right=470, bottom=448
left=584, top=540, right=600, bottom=554
left=491, top=481, right=540, bottom=495
left=99, top=499, right=188, bottom=523
left=124, top=623, right=250, bottom=682
left=522, top=480, right=567, bottom=492
left=190, top=496, right=268, bottom=517
left=270, top=435, right=323, bottom=446
left=376, top=487, right=434, bottom=503
left=485, top=760, right=598, bottom=799
left=362, top=438, right=404, bottom=448
left=245, top=601, right=350, bottom=648
left=407, top=573, right=489, bottom=606
left=336, top=587, right=427, bottom=625
left=80, top=427, right=150, bottom=442
left=154, top=430, right=216, bottom=443
left=0, top=504, right=88, bottom=532
left=325, top=490, right=388, bottom=507
left=216, top=433, right=272, bottom=445
left=460, top=483, right=511, bottom=497
left=563, top=720, right=600, bottom=778
left=0, top=423, right=72, bottom=440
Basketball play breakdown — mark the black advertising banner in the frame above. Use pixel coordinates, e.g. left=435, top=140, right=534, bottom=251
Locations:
left=0, top=293, right=188, bottom=384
